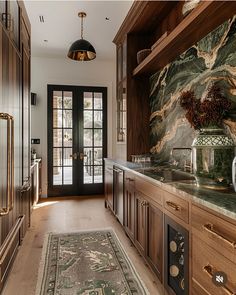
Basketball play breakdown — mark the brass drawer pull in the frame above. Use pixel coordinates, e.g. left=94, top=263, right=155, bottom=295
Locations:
left=203, top=264, right=235, bottom=295
left=166, top=201, right=181, bottom=211
left=203, top=223, right=236, bottom=249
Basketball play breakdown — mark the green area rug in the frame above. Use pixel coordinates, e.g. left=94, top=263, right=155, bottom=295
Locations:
left=36, top=229, right=149, bottom=295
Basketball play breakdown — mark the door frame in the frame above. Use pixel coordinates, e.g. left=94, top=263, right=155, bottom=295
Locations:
left=47, top=84, right=107, bottom=197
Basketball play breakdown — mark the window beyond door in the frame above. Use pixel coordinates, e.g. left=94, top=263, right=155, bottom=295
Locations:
left=48, top=85, right=107, bottom=197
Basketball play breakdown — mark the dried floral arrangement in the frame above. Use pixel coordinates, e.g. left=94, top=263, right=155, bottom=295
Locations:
left=179, top=84, right=231, bottom=130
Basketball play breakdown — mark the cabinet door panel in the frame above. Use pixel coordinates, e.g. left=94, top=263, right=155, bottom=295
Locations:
left=124, top=182, right=135, bottom=240
left=22, top=45, right=30, bottom=183
left=147, top=204, right=163, bottom=281
left=135, top=192, right=147, bottom=254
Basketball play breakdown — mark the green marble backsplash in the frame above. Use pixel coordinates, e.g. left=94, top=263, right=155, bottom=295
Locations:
left=150, top=16, right=236, bottom=161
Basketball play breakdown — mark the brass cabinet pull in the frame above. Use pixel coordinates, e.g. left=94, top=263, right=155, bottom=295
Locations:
left=166, top=201, right=181, bottom=211
left=203, top=223, right=236, bottom=249
left=203, top=264, right=235, bottom=295
left=0, top=113, right=14, bottom=216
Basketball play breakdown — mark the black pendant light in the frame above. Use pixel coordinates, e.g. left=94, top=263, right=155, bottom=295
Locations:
left=67, top=12, right=96, bottom=61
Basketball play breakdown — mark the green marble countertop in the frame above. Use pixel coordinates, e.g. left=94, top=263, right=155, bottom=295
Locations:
left=105, top=158, right=236, bottom=221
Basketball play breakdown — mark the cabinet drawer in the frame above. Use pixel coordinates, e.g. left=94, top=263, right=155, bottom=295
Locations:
left=135, top=176, right=162, bottom=206
left=192, top=236, right=236, bottom=295
left=164, top=191, right=189, bottom=223
left=192, top=205, right=236, bottom=263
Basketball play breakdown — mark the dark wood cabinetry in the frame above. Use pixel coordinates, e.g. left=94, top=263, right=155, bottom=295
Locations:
left=146, top=203, right=163, bottom=281
left=134, top=191, right=147, bottom=255
left=0, top=1, right=31, bottom=291
left=124, top=172, right=135, bottom=240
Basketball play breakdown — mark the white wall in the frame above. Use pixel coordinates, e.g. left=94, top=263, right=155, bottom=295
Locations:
left=31, top=56, right=116, bottom=197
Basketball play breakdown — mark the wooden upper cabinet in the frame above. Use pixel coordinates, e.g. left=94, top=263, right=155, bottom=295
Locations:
left=114, top=1, right=236, bottom=76
left=7, top=0, right=20, bottom=49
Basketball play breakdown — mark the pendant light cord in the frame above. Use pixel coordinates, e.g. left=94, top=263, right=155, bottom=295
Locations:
left=81, top=15, right=84, bottom=39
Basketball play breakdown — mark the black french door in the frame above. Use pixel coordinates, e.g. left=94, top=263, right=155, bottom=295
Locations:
left=48, top=85, right=107, bottom=196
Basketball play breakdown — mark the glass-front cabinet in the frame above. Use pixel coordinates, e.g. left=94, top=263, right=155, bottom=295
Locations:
left=117, top=38, right=127, bottom=143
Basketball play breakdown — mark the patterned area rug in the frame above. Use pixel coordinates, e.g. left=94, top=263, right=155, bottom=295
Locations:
left=36, top=229, right=149, bottom=295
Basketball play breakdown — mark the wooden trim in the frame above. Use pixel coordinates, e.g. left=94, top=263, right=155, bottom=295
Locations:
left=18, top=1, right=31, bottom=35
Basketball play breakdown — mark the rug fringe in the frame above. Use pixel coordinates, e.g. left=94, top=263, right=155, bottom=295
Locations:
left=111, top=230, right=150, bottom=295
left=35, top=233, right=51, bottom=295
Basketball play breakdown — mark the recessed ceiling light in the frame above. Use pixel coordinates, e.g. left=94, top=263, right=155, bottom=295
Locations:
left=105, top=17, right=110, bottom=21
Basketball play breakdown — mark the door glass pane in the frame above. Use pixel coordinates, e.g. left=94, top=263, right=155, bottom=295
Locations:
left=94, top=111, right=102, bottom=128
left=53, top=91, right=63, bottom=108
left=63, top=148, right=72, bottom=166
left=94, top=166, right=103, bottom=183
left=94, top=129, right=102, bottom=146
left=53, top=167, right=62, bottom=185
left=63, top=110, right=72, bottom=128
left=84, top=129, right=93, bottom=146
left=64, top=129, right=72, bottom=147
left=53, top=110, right=62, bottom=128
left=84, top=111, right=93, bottom=128
left=63, top=167, right=72, bottom=184
left=94, top=93, right=103, bottom=109
left=84, top=148, right=93, bottom=165
left=94, top=148, right=103, bottom=165
left=84, top=96, right=93, bottom=109
left=84, top=166, right=93, bottom=184
left=53, top=148, right=62, bottom=166
left=63, top=92, right=72, bottom=109
left=52, top=89, right=73, bottom=187
left=53, top=129, right=62, bottom=147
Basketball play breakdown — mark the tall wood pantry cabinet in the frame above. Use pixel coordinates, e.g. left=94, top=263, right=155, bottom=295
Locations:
left=0, top=1, right=31, bottom=291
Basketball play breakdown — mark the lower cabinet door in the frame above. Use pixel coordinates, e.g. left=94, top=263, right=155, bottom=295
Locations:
left=164, top=215, right=189, bottom=295
left=134, top=191, right=147, bottom=255
left=192, top=236, right=236, bottom=295
left=124, top=183, right=135, bottom=240
left=146, top=203, right=163, bottom=281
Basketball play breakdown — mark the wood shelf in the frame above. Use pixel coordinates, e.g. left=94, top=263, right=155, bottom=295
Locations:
left=133, top=1, right=236, bottom=76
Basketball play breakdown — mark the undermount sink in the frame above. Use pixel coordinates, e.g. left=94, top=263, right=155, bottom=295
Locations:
left=135, top=166, right=196, bottom=183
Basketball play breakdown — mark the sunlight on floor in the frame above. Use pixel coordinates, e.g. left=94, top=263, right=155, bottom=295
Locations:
left=34, top=201, right=59, bottom=209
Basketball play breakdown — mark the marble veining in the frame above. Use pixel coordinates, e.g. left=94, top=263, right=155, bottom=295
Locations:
left=150, top=16, right=236, bottom=161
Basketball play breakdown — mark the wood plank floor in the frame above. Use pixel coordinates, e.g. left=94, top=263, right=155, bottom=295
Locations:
left=3, top=196, right=164, bottom=295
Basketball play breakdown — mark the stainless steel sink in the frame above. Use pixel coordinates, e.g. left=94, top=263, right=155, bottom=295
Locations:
left=135, top=166, right=196, bottom=183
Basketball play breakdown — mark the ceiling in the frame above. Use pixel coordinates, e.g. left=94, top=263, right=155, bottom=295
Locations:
left=24, top=0, right=133, bottom=61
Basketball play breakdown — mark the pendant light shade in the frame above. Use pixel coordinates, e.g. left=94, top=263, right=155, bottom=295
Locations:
left=67, top=12, right=96, bottom=61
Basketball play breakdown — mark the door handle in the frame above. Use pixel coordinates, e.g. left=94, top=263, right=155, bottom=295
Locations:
left=79, top=153, right=87, bottom=161
left=70, top=153, right=78, bottom=160
left=0, top=113, right=14, bottom=216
